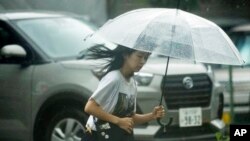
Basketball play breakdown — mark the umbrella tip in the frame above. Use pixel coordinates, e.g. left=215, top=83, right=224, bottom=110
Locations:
left=241, top=62, right=246, bottom=68
left=240, top=60, right=246, bottom=68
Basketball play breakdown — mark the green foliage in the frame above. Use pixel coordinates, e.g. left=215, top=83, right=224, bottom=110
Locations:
left=215, top=132, right=230, bottom=141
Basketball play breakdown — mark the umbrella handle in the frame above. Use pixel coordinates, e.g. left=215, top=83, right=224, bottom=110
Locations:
left=157, top=103, right=173, bottom=132
left=157, top=117, right=173, bottom=132
left=157, top=117, right=173, bottom=126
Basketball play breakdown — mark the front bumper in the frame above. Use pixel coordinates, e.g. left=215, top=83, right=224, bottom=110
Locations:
left=134, top=119, right=225, bottom=141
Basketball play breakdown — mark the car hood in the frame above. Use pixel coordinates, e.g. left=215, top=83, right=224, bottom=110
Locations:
left=60, top=58, right=207, bottom=75
left=214, top=67, right=250, bottom=83
left=59, top=59, right=103, bottom=70
left=214, top=67, right=250, bottom=92
left=140, top=58, right=207, bottom=75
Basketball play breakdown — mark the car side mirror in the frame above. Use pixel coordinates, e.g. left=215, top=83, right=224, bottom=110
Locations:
left=1, top=44, right=27, bottom=58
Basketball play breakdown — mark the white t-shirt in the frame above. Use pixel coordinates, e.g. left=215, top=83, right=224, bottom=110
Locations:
left=86, top=70, right=137, bottom=130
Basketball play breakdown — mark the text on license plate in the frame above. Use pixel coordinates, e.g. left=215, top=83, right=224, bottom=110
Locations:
left=179, top=107, right=202, bottom=127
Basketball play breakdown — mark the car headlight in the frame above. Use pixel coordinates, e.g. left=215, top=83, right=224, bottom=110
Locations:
left=134, top=72, right=154, bottom=86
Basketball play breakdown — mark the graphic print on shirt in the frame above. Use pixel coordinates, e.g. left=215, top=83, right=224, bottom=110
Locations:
left=112, top=93, right=135, bottom=117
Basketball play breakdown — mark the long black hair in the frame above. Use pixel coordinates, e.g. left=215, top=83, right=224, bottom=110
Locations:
left=85, top=44, right=136, bottom=76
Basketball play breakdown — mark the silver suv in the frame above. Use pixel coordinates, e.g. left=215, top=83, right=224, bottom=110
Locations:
left=0, top=11, right=225, bottom=141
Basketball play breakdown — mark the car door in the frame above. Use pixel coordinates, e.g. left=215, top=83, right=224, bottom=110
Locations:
left=0, top=21, right=33, bottom=141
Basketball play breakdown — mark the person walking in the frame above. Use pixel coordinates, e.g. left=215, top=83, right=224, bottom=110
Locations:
left=83, top=44, right=165, bottom=141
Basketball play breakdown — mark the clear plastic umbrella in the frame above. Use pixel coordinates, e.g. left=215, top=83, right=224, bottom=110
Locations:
left=87, top=8, right=245, bottom=129
left=94, top=8, right=244, bottom=65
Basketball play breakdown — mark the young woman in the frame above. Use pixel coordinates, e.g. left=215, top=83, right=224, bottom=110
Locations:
left=84, top=45, right=165, bottom=141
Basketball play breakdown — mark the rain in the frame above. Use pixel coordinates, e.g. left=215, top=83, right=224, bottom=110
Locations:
left=0, top=0, right=250, bottom=141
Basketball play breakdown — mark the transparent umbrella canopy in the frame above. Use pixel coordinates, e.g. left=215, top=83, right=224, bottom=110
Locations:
left=94, top=8, right=244, bottom=65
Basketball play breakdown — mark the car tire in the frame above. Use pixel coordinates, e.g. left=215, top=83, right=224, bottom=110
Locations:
left=44, top=107, right=88, bottom=141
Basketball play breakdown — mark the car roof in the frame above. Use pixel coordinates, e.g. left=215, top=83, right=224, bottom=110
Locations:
left=0, top=10, right=73, bottom=21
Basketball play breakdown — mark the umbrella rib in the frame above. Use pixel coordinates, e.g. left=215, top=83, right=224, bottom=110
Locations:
left=219, top=28, right=245, bottom=65
left=180, top=12, right=196, bottom=63
left=191, top=34, right=196, bottom=64
left=188, top=22, right=196, bottom=64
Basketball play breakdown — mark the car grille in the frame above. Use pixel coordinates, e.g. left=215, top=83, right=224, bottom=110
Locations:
left=162, top=74, right=212, bottom=109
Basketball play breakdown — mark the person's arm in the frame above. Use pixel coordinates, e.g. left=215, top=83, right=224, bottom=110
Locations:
left=84, top=98, right=134, bottom=134
left=132, top=105, right=165, bottom=125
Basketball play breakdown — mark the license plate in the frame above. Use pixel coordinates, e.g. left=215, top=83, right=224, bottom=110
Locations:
left=179, top=107, right=202, bottom=127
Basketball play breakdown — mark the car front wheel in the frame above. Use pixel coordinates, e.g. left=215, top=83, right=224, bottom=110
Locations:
left=44, top=108, right=87, bottom=141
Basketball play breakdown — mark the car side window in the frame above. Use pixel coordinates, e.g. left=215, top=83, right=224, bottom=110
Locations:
left=0, top=27, right=10, bottom=48
left=0, top=22, right=29, bottom=64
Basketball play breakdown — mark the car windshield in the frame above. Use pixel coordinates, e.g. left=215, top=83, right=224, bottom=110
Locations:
left=14, top=17, right=95, bottom=59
